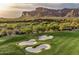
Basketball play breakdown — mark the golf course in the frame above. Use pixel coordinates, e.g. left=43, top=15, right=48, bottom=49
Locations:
left=0, top=31, right=79, bottom=55
left=0, top=5, right=79, bottom=55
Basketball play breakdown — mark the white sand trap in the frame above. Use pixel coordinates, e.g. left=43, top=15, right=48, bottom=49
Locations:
left=25, top=47, right=42, bottom=53
left=25, top=44, right=51, bottom=53
left=18, top=39, right=37, bottom=46
left=38, top=35, right=54, bottom=40
left=36, top=44, right=51, bottom=50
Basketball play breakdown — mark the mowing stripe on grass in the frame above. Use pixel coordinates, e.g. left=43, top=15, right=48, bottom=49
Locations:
left=57, top=38, right=79, bottom=54
left=53, top=37, right=75, bottom=54
left=70, top=39, right=79, bottom=54
left=48, top=37, right=68, bottom=52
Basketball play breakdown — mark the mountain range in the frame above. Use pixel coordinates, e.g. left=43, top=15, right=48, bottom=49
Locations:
left=22, top=7, right=79, bottom=17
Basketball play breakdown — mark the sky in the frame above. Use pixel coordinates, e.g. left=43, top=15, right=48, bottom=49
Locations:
left=0, top=3, right=79, bottom=18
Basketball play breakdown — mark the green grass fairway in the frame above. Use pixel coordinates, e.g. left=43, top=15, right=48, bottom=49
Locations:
left=0, top=31, right=79, bottom=55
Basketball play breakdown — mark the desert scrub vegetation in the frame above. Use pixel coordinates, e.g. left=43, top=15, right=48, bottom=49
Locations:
left=0, top=17, right=79, bottom=36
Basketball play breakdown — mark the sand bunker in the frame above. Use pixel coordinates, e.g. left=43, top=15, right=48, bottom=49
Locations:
left=38, top=35, right=54, bottom=40
left=18, top=39, right=37, bottom=46
left=18, top=35, right=53, bottom=53
left=36, top=44, right=51, bottom=50
left=25, top=44, right=51, bottom=53
left=25, top=47, right=42, bottom=53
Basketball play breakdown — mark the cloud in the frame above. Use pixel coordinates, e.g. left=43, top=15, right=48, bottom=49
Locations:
left=9, top=3, right=79, bottom=10
left=10, top=3, right=37, bottom=11
left=9, top=3, right=64, bottom=11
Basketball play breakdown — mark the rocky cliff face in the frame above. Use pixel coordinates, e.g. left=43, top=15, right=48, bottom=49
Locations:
left=22, top=7, right=79, bottom=17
